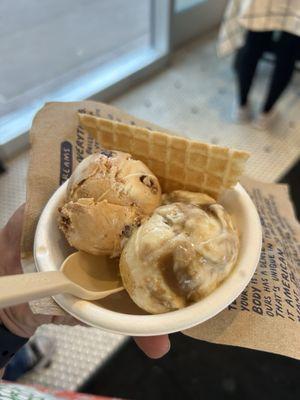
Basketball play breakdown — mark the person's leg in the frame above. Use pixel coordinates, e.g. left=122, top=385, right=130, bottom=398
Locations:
left=262, top=32, right=299, bottom=113
left=235, top=30, right=273, bottom=107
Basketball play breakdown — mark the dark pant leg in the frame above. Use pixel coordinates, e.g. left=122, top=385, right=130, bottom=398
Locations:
left=234, top=30, right=273, bottom=106
left=3, top=346, right=32, bottom=381
left=262, top=32, right=299, bottom=112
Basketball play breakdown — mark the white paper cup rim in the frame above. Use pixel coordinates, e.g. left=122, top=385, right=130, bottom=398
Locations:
left=34, top=181, right=262, bottom=336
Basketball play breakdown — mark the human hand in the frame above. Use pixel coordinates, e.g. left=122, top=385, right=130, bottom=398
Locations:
left=0, top=206, right=170, bottom=358
left=0, top=205, right=75, bottom=338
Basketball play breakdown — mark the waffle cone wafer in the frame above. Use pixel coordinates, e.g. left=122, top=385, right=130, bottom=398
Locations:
left=79, top=114, right=249, bottom=198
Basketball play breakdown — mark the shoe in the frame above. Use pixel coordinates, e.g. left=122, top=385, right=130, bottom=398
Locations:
left=3, top=336, right=55, bottom=381
left=231, top=102, right=251, bottom=124
left=252, top=110, right=277, bottom=130
left=26, top=335, right=55, bottom=371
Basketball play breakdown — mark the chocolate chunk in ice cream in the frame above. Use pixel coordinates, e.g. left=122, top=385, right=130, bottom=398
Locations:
left=100, top=149, right=114, bottom=158
left=140, top=175, right=159, bottom=194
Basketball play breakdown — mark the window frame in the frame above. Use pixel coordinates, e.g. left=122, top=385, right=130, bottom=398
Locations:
left=0, top=0, right=171, bottom=159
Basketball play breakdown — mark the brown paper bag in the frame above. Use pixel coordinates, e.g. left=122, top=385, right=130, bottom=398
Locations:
left=22, top=101, right=300, bottom=360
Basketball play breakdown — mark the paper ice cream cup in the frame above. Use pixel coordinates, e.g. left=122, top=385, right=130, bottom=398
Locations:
left=34, top=180, right=262, bottom=336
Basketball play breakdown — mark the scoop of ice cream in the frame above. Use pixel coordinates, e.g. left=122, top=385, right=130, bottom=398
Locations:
left=58, top=149, right=161, bottom=256
left=120, top=191, right=239, bottom=314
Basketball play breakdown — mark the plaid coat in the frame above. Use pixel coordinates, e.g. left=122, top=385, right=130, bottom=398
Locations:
left=217, top=0, right=300, bottom=56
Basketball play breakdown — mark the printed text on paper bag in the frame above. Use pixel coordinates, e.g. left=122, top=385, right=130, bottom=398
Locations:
left=228, top=188, right=300, bottom=322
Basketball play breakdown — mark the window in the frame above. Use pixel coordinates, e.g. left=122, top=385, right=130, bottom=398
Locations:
left=175, top=0, right=207, bottom=13
left=0, top=0, right=170, bottom=155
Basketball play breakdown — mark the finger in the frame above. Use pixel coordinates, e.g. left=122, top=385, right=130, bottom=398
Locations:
left=134, top=335, right=170, bottom=359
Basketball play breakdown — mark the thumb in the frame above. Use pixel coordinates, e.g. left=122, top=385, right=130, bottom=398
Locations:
left=134, top=335, right=170, bottom=359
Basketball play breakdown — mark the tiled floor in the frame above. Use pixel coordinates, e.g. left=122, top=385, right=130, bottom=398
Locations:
left=0, top=30, right=299, bottom=390
left=113, top=31, right=300, bottom=183
left=18, top=325, right=126, bottom=391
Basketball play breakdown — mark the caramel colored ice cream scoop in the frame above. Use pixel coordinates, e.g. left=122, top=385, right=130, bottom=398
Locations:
left=58, top=150, right=161, bottom=256
left=120, top=191, right=239, bottom=314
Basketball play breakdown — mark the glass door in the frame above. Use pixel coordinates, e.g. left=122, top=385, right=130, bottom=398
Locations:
left=0, top=0, right=171, bottom=157
left=0, top=0, right=228, bottom=158
left=171, top=0, right=227, bottom=48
